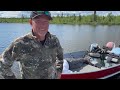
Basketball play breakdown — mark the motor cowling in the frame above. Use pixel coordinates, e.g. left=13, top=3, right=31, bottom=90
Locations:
left=89, top=43, right=101, bottom=53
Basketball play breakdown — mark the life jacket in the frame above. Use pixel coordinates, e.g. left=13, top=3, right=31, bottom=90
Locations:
left=111, top=47, right=120, bottom=56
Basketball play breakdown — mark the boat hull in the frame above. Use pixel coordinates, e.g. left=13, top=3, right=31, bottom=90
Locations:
left=60, top=64, right=120, bottom=79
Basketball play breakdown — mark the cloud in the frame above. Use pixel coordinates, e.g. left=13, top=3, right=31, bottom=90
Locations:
left=0, top=11, right=21, bottom=18
left=1, top=11, right=120, bottom=18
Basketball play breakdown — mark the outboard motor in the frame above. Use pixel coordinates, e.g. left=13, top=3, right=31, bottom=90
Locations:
left=89, top=43, right=101, bottom=53
left=88, top=43, right=104, bottom=68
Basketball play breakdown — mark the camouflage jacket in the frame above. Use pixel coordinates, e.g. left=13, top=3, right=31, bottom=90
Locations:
left=0, top=31, right=63, bottom=79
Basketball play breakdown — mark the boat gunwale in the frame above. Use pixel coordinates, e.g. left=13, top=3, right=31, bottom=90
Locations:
left=61, top=61, right=120, bottom=75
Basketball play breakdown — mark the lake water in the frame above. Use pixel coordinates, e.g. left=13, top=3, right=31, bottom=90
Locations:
left=1, top=23, right=120, bottom=54
left=1, top=23, right=120, bottom=79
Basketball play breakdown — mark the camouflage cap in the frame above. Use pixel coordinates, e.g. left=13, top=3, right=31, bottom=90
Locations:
left=30, top=11, right=52, bottom=20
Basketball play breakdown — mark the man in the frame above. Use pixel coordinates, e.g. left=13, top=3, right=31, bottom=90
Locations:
left=0, top=11, right=63, bottom=79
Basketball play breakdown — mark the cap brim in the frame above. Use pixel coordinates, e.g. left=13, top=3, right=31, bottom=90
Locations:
left=32, top=14, right=52, bottom=20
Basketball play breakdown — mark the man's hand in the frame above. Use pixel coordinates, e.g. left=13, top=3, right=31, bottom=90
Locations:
left=56, top=71, right=61, bottom=79
left=56, top=60, right=63, bottom=70
left=4, top=74, right=16, bottom=79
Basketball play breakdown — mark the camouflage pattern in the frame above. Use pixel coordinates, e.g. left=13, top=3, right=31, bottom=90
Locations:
left=0, top=31, right=63, bottom=79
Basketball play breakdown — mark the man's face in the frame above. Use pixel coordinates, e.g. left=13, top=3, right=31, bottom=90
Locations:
left=30, top=15, right=50, bottom=37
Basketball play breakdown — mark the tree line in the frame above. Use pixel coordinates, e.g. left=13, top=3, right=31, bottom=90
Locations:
left=0, top=12, right=120, bottom=25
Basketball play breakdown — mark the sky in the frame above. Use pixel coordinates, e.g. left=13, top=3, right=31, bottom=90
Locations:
left=0, top=11, right=120, bottom=18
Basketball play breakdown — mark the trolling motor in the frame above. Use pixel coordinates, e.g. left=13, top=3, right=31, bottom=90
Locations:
left=87, top=43, right=106, bottom=68
left=89, top=43, right=101, bottom=57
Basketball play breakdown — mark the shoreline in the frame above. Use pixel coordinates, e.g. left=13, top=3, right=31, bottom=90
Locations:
left=1, top=14, right=120, bottom=25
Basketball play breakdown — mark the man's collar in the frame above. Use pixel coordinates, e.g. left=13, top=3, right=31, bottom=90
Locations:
left=31, top=30, right=51, bottom=40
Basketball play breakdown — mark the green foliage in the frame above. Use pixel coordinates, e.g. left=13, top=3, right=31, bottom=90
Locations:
left=50, top=13, right=120, bottom=25
left=1, top=13, right=120, bottom=25
left=0, top=18, right=29, bottom=23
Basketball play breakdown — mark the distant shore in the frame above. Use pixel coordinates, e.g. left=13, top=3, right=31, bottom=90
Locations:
left=1, top=14, right=120, bottom=25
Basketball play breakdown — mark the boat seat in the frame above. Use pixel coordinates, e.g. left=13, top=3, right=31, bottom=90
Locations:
left=66, top=58, right=88, bottom=70
left=89, top=53, right=101, bottom=58
left=79, top=65, right=101, bottom=73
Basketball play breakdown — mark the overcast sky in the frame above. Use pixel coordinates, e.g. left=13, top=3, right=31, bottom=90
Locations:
left=0, top=11, right=120, bottom=18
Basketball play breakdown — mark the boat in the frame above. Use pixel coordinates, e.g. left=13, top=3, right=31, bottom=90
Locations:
left=61, top=43, right=120, bottom=79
